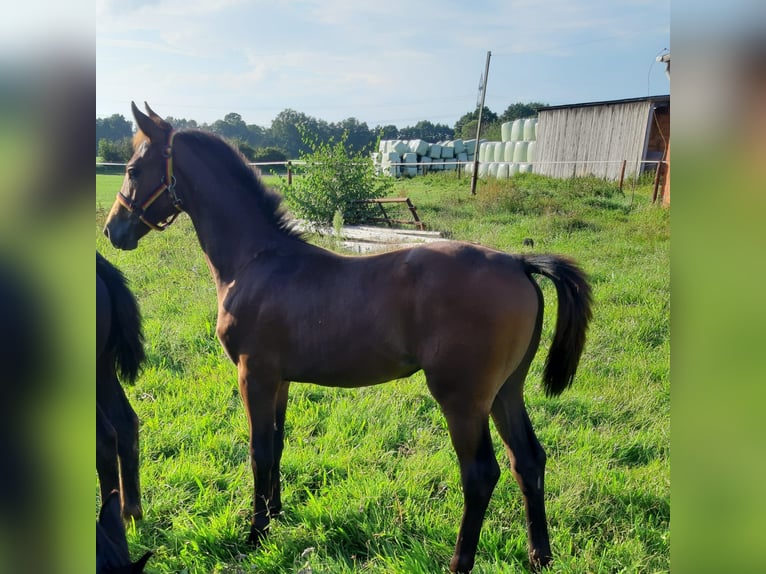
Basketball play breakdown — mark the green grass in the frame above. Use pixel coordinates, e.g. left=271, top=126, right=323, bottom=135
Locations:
left=96, top=172, right=669, bottom=573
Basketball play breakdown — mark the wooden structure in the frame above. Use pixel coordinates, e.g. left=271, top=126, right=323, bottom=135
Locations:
left=352, top=197, right=424, bottom=230
left=534, top=95, right=670, bottom=182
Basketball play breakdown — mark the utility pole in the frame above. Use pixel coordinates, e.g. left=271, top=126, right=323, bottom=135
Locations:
left=470, top=51, right=491, bottom=196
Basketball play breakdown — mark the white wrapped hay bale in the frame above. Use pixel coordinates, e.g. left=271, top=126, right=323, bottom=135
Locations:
left=509, top=163, right=520, bottom=177
left=518, top=163, right=533, bottom=174
left=463, top=139, right=477, bottom=155
left=496, top=162, right=510, bottom=179
left=428, top=143, right=442, bottom=159
left=504, top=141, right=516, bottom=162
left=494, top=142, right=505, bottom=163
left=523, top=118, right=537, bottom=141
left=391, top=140, right=409, bottom=155
left=431, top=158, right=444, bottom=171
left=513, top=141, right=530, bottom=163
left=478, top=142, right=488, bottom=162
left=409, top=139, right=430, bottom=156
left=487, top=162, right=499, bottom=178
left=527, top=141, right=537, bottom=163
left=457, top=152, right=468, bottom=163
left=478, top=162, right=489, bottom=178
left=441, top=143, right=455, bottom=159
left=501, top=122, right=512, bottom=142
left=510, top=119, right=524, bottom=141
left=419, top=155, right=432, bottom=175
left=452, top=139, right=465, bottom=155
left=378, top=140, right=390, bottom=154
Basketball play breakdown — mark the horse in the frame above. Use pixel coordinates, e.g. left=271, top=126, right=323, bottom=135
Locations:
left=103, top=102, right=593, bottom=573
left=97, top=490, right=153, bottom=573
left=97, top=251, right=146, bottom=520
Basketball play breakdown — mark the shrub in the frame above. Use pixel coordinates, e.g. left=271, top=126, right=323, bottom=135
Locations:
left=252, top=146, right=288, bottom=164
left=281, top=130, right=392, bottom=225
left=98, top=137, right=133, bottom=163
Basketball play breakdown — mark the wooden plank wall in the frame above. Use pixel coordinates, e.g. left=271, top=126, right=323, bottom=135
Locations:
left=535, top=100, right=653, bottom=180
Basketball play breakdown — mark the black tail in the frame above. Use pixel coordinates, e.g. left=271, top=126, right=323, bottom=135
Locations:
left=521, top=254, right=593, bottom=396
left=97, top=252, right=145, bottom=383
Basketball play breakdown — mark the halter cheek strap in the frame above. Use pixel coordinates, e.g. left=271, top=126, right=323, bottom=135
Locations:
left=116, top=131, right=184, bottom=231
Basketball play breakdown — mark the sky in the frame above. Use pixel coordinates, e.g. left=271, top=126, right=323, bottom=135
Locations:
left=96, top=0, right=670, bottom=129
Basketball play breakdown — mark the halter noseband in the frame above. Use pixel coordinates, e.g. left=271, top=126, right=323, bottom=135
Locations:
left=116, top=131, right=184, bottom=231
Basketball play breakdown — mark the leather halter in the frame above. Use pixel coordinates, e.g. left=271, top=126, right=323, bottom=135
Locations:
left=116, top=131, right=184, bottom=231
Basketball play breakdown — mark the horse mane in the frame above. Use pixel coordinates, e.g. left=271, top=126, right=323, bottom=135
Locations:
left=175, top=129, right=304, bottom=241
left=133, top=130, right=149, bottom=151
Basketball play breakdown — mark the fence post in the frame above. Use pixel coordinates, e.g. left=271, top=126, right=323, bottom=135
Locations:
left=619, top=159, right=627, bottom=192
left=652, top=161, right=663, bottom=203
left=287, top=161, right=292, bottom=186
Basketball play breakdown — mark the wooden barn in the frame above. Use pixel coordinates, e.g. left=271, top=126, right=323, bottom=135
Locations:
left=534, top=95, right=670, bottom=184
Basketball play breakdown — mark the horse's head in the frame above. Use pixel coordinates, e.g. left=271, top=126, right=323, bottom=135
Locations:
left=103, top=102, right=184, bottom=250
left=96, top=491, right=152, bottom=573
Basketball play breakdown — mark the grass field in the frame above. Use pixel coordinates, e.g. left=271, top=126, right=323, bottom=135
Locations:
left=96, top=171, right=669, bottom=573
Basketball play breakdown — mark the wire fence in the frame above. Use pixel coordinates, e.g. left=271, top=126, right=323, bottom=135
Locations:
left=96, top=158, right=668, bottom=201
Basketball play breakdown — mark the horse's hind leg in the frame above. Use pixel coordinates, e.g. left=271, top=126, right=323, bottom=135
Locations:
left=427, top=371, right=500, bottom=573
left=491, top=374, right=552, bottom=570
left=113, top=383, right=142, bottom=520
left=97, top=404, right=120, bottom=504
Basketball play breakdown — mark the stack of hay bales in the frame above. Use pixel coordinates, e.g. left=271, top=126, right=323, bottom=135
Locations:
left=372, top=117, right=538, bottom=180
left=465, top=117, right=538, bottom=179
left=372, top=138, right=478, bottom=177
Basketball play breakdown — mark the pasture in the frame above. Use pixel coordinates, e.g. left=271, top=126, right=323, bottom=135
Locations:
left=96, top=171, right=669, bottom=573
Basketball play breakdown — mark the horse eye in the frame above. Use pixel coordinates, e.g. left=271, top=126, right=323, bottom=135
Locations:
left=127, top=167, right=140, bottom=180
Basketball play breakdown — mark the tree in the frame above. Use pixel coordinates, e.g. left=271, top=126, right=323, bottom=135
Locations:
left=398, top=120, right=454, bottom=142
left=96, top=114, right=133, bottom=153
left=328, top=117, right=376, bottom=153
left=454, top=106, right=498, bottom=140
left=98, top=137, right=133, bottom=162
left=211, top=112, right=250, bottom=143
left=164, top=116, right=199, bottom=130
left=499, top=102, right=547, bottom=122
left=374, top=125, right=399, bottom=140
left=269, top=109, right=327, bottom=158
left=281, top=129, right=392, bottom=225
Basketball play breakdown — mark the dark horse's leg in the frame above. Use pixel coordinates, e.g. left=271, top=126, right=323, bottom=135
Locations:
left=238, top=358, right=279, bottom=543
left=427, top=372, right=501, bottom=573
left=96, top=404, right=120, bottom=504
left=269, top=381, right=290, bottom=518
left=491, top=375, right=552, bottom=570
left=97, top=367, right=142, bottom=520
left=114, top=383, right=142, bottom=520
left=490, top=279, right=551, bottom=571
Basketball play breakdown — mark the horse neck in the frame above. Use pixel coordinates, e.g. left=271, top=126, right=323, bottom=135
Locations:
left=174, top=146, right=299, bottom=286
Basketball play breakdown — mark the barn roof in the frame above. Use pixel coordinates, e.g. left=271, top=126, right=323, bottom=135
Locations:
left=537, top=95, right=670, bottom=112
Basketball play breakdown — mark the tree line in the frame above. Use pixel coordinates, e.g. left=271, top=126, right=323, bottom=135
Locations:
left=96, top=102, right=546, bottom=163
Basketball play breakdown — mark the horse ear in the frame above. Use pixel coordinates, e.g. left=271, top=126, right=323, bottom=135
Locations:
left=143, top=102, right=171, bottom=128
left=132, top=551, right=153, bottom=572
left=131, top=101, right=172, bottom=142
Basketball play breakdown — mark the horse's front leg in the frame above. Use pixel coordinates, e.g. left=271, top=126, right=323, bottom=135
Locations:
left=238, top=358, right=279, bottom=544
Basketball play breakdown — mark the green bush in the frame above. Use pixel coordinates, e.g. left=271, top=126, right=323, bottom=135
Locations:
left=97, top=137, right=133, bottom=163
left=281, top=130, right=392, bottom=225
left=252, top=146, right=289, bottom=164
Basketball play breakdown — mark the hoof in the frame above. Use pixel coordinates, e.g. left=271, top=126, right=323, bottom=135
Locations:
left=449, top=554, right=474, bottom=573
left=529, top=550, right=552, bottom=571
left=248, top=526, right=268, bottom=546
left=122, top=503, right=143, bottom=521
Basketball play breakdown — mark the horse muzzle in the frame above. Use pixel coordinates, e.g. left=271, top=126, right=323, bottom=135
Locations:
left=103, top=221, right=139, bottom=251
